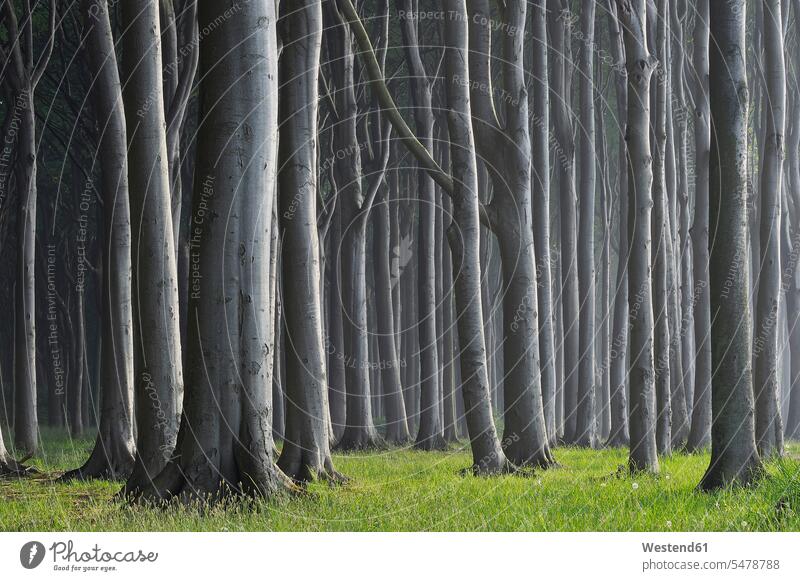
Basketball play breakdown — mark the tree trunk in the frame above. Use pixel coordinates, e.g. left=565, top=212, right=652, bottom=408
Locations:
left=618, top=0, right=659, bottom=473
left=397, top=0, right=445, bottom=451
left=700, top=0, right=763, bottom=491
left=576, top=0, right=597, bottom=447
left=531, top=0, right=557, bottom=445
left=687, top=0, right=712, bottom=451
left=130, top=0, right=292, bottom=502
left=374, top=182, right=411, bottom=444
left=607, top=0, right=631, bottom=447
left=443, top=0, right=511, bottom=475
left=548, top=0, right=579, bottom=443
left=277, top=0, right=343, bottom=482
left=652, top=0, right=672, bottom=456
left=121, top=0, right=182, bottom=495
left=753, top=0, right=786, bottom=459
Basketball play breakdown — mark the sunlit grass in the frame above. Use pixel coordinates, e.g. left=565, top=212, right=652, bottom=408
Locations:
left=1, top=430, right=799, bottom=531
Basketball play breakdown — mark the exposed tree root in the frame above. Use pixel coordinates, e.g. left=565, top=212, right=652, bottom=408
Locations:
left=59, top=435, right=135, bottom=482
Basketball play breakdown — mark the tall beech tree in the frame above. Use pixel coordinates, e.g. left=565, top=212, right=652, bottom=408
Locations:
left=442, top=0, right=511, bottom=474
left=467, top=0, right=553, bottom=467
left=652, top=0, right=672, bottom=456
left=397, top=0, right=446, bottom=450
left=687, top=0, right=712, bottom=452
left=606, top=0, right=630, bottom=447
left=576, top=0, right=597, bottom=447
left=277, top=0, right=343, bottom=483
left=618, top=0, right=659, bottom=473
left=548, top=0, right=580, bottom=443
left=531, top=0, right=557, bottom=444
left=753, top=0, right=786, bottom=459
left=131, top=0, right=292, bottom=501
left=700, top=0, right=763, bottom=491
left=325, top=0, right=382, bottom=450
left=62, top=0, right=135, bottom=481
left=1, top=0, right=56, bottom=458
left=120, top=0, right=182, bottom=495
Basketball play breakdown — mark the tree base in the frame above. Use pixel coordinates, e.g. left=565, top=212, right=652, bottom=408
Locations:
left=503, top=446, right=557, bottom=470
left=605, top=432, right=630, bottom=448
left=59, top=435, right=135, bottom=482
left=698, top=456, right=763, bottom=492
left=334, top=428, right=385, bottom=452
left=278, top=452, right=348, bottom=485
left=0, top=457, right=35, bottom=478
left=414, top=433, right=447, bottom=451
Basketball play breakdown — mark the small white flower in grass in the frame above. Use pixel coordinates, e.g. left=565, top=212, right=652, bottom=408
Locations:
left=742, top=521, right=748, bottom=528
left=665, top=474, right=671, bottom=480
left=536, top=479, right=542, bottom=486
left=666, top=520, right=672, bottom=528
left=632, top=482, right=639, bottom=490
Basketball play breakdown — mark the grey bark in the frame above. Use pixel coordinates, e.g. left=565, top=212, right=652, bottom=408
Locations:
left=443, top=0, right=511, bottom=474
left=687, top=0, right=712, bottom=451
left=467, top=0, right=554, bottom=466
left=531, top=0, right=557, bottom=445
left=396, top=0, right=445, bottom=450
left=277, top=0, right=343, bottom=483
left=700, top=0, right=763, bottom=491
left=131, top=0, right=292, bottom=502
left=576, top=0, right=597, bottom=447
left=61, top=0, right=136, bottom=481
left=2, top=0, right=56, bottom=459
left=549, top=0, right=579, bottom=443
left=606, top=0, right=631, bottom=447
left=120, top=0, right=182, bottom=495
left=753, top=0, right=786, bottom=459
left=618, top=0, right=659, bottom=473
left=652, top=0, right=672, bottom=456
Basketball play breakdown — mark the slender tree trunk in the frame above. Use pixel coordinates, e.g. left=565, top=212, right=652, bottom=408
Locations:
left=466, top=0, right=553, bottom=466
left=576, top=0, right=597, bottom=447
left=276, top=0, right=343, bottom=482
left=531, top=0, right=557, bottom=445
left=397, top=0, right=445, bottom=450
left=700, top=0, right=763, bottom=491
left=549, top=0, right=579, bottom=443
left=61, top=0, right=136, bottom=482
left=687, top=0, right=712, bottom=451
left=121, top=0, right=182, bottom=495
left=607, top=0, right=631, bottom=447
left=754, top=0, right=786, bottom=459
left=619, top=0, right=659, bottom=473
left=374, top=182, right=411, bottom=444
left=443, top=0, right=511, bottom=475
left=652, top=0, right=672, bottom=456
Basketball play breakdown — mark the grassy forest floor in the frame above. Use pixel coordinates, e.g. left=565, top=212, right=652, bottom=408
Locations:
left=1, top=430, right=799, bottom=531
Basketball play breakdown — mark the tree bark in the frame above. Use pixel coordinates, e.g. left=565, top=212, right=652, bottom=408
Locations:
left=753, top=0, right=786, bottom=459
left=618, top=0, right=659, bottom=473
left=699, top=0, right=763, bottom=491
left=652, top=0, right=672, bottom=456
left=606, top=0, right=631, bottom=447
left=121, top=0, right=182, bottom=496
left=687, top=0, right=712, bottom=451
left=61, top=0, right=136, bottom=481
left=276, top=0, right=344, bottom=483
left=443, top=0, right=511, bottom=475
left=131, top=0, right=292, bottom=502
left=548, top=0, right=579, bottom=443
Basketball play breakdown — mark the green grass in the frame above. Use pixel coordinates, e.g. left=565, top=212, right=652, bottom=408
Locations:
left=1, top=430, right=799, bottom=531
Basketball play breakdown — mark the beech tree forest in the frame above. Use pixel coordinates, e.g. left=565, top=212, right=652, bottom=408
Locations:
left=1, top=0, right=800, bottom=531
